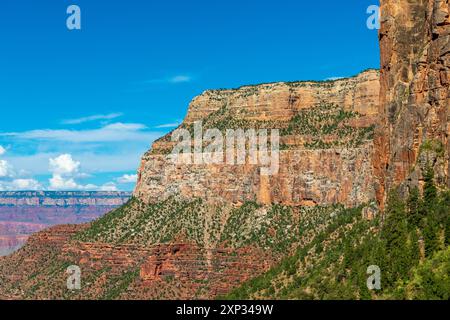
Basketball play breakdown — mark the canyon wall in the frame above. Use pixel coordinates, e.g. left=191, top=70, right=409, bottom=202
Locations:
left=375, top=0, right=450, bottom=206
left=0, top=191, right=131, bottom=256
left=135, top=70, right=380, bottom=207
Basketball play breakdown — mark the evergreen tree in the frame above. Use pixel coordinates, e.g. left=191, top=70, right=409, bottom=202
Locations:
left=381, top=190, right=409, bottom=287
left=407, top=187, right=421, bottom=229
left=423, top=164, right=437, bottom=206
left=421, top=165, right=441, bottom=257
left=423, top=213, right=440, bottom=258
left=445, top=215, right=450, bottom=246
left=436, top=191, right=450, bottom=238
left=408, top=230, right=420, bottom=267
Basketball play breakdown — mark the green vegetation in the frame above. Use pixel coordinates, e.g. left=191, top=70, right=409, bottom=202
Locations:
left=419, top=139, right=445, bottom=158
left=74, top=196, right=345, bottom=255
left=101, top=268, right=140, bottom=300
left=281, top=103, right=374, bottom=149
left=74, top=197, right=209, bottom=246
left=224, top=167, right=449, bottom=300
left=151, top=102, right=375, bottom=154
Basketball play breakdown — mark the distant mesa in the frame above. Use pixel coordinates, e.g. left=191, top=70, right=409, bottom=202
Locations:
left=0, top=191, right=131, bottom=256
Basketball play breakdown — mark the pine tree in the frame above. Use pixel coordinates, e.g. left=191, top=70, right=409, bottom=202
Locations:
left=423, top=213, right=440, bottom=258
left=445, top=215, right=450, bottom=246
left=381, top=189, right=409, bottom=287
left=408, top=230, right=420, bottom=267
left=421, top=165, right=441, bottom=257
left=436, top=191, right=450, bottom=241
left=423, top=164, right=437, bottom=206
left=407, top=187, right=421, bottom=229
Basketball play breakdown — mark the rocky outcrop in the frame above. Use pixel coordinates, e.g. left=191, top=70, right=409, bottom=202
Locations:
left=0, top=191, right=131, bottom=256
left=135, top=70, right=380, bottom=207
left=183, top=70, right=379, bottom=124
left=374, top=0, right=450, bottom=206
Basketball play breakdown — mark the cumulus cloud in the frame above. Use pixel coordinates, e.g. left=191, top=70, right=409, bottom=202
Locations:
left=49, top=175, right=79, bottom=190
left=49, top=154, right=80, bottom=175
left=1, top=122, right=161, bottom=143
left=0, top=179, right=42, bottom=191
left=0, top=145, right=6, bottom=156
left=11, top=179, right=42, bottom=190
left=0, top=160, right=13, bottom=178
left=117, top=174, right=138, bottom=184
left=48, top=154, right=95, bottom=191
left=62, top=113, right=123, bottom=125
left=99, top=182, right=118, bottom=191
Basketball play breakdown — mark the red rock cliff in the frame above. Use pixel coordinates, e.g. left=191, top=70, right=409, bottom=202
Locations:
left=374, top=0, right=449, bottom=207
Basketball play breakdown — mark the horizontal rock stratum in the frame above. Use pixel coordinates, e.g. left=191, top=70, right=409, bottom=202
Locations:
left=135, top=69, right=380, bottom=207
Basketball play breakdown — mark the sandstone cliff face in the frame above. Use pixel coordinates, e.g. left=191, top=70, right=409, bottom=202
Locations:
left=375, top=0, right=450, bottom=206
left=135, top=70, right=380, bottom=207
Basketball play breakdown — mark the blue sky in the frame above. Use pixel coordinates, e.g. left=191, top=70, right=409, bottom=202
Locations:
left=0, top=0, right=380, bottom=191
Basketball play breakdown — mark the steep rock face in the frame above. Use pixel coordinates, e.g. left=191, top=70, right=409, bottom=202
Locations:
left=135, top=70, right=380, bottom=207
left=374, top=0, right=450, bottom=206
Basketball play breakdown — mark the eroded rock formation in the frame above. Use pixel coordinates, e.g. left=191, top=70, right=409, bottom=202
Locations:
left=135, top=70, right=380, bottom=207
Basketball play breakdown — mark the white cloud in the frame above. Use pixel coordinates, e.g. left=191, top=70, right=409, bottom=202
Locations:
left=48, top=174, right=101, bottom=191
left=11, top=179, right=42, bottom=190
left=1, top=122, right=160, bottom=143
left=169, top=75, right=191, bottom=83
left=49, top=174, right=79, bottom=190
left=49, top=154, right=80, bottom=175
left=144, top=75, right=192, bottom=85
left=62, top=113, right=123, bottom=125
left=117, top=174, right=138, bottom=184
left=0, top=179, right=42, bottom=191
left=48, top=154, right=95, bottom=191
left=0, top=160, right=13, bottom=178
left=5, top=152, right=144, bottom=176
left=154, top=121, right=181, bottom=129
left=325, top=76, right=345, bottom=81
left=0, top=145, right=6, bottom=156
left=100, top=182, right=118, bottom=191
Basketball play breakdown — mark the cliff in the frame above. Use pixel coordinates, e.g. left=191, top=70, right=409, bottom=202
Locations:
left=135, top=70, right=380, bottom=207
left=374, top=0, right=450, bottom=206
